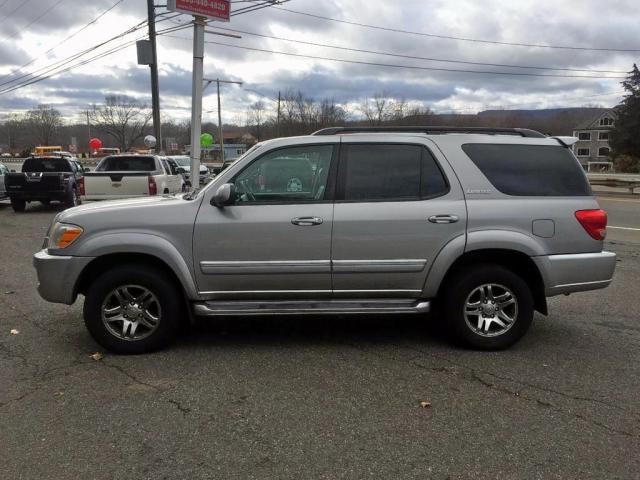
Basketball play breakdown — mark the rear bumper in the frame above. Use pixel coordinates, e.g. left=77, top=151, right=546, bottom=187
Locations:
left=33, top=250, right=94, bottom=304
left=9, top=190, right=67, bottom=200
left=533, top=251, right=616, bottom=296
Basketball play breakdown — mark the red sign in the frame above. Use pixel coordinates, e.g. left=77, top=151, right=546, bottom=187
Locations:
left=167, top=0, right=230, bottom=21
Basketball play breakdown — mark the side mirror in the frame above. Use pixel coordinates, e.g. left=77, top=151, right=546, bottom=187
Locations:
left=176, top=167, right=186, bottom=175
left=211, top=183, right=236, bottom=207
left=10, top=169, right=16, bottom=172
left=84, top=167, right=90, bottom=172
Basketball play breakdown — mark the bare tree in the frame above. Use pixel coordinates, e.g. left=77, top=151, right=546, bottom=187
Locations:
left=89, top=95, right=152, bottom=151
left=359, top=91, right=396, bottom=125
left=247, top=101, right=267, bottom=140
left=25, top=105, right=62, bottom=146
left=0, top=113, right=26, bottom=151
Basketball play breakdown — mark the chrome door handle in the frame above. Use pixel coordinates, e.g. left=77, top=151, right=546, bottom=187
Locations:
left=291, top=216, right=324, bottom=226
left=428, top=214, right=459, bottom=224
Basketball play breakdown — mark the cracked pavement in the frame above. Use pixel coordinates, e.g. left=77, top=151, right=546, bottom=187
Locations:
left=1, top=202, right=639, bottom=479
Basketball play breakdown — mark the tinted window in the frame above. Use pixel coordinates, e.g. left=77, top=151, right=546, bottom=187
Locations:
left=462, top=144, right=591, bottom=196
left=234, top=145, right=334, bottom=203
left=22, top=157, right=72, bottom=173
left=96, top=156, right=157, bottom=172
left=342, top=144, right=448, bottom=201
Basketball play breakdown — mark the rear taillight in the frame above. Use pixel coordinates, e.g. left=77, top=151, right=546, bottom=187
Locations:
left=79, top=176, right=85, bottom=196
left=575, top=209, right=607, bottom=240
left=148, top=176, right=157, bottom=195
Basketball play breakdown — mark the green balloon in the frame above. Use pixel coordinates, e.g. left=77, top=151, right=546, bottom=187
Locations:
left=200, top=133, right=214, bottom=147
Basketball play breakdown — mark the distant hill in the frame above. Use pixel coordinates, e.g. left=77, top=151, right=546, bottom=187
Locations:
left=478, top=107, right=610, bottom=119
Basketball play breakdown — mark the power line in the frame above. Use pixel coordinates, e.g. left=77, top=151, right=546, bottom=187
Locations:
left=210, top=25, right=630, bottom=74
left=0, top=0, right=66, bottom=45
left=162, top=34, right=627, bottom=79
left=0, top=0, right=280, bottom=96
left=0, top=36, right=145, bottom=95
left=0, top=0, right=126, bottom=83
left=273, top=6, right=640, bottom=53
left=0, top=0, right=35, bottom=25
left=0, top=18, right=150, bottom=93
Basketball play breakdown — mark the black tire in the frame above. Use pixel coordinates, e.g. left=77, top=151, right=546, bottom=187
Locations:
left=64, top=187, right=79, bottom=209
left=83, top=265, right=182, bottom=354
left=443, top=264, right=534, bottom=350
left=10, top=198, right=25, bottom=212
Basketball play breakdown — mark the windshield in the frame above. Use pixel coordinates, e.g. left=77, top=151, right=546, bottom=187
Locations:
left=171, top=156, right=191, bottom=167
left=186, top=143, right=264, bottom=200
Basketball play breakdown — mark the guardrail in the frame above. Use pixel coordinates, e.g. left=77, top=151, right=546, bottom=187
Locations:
left=587, top=174, right=640, bottom=194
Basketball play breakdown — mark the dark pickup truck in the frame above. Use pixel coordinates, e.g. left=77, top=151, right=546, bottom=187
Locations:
left=5, top=156, right=84, bottom=212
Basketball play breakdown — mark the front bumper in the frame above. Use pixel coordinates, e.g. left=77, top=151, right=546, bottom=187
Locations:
left=533, top=251, right=617, bottom=296
left=33, top=250, right=94, bottom=304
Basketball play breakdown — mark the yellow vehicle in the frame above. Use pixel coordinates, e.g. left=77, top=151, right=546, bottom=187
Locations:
left=97, top=147, right=120, bottom=156
left=35, top=146, right=63, bottom=156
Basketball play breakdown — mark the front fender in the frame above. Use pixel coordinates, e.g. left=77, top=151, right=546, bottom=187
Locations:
left=73, top=232, right=199, bottom=299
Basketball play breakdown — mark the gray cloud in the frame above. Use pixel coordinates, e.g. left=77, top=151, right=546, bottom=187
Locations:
left=0, top=0, right=636, bottom=119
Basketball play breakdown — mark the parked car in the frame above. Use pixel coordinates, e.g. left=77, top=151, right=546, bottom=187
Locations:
left=33, top=126, right=616, bottom=353
left=5, top=156, right=83, bottom=212
left=0, top=162, right=9, bottom=199
left=81, top=154, right=185, bottom=201
left=167, top=155, right=209, bottom=186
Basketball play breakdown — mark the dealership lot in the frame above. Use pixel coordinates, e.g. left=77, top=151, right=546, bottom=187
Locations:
left=1, top=198, right=639, bottom=479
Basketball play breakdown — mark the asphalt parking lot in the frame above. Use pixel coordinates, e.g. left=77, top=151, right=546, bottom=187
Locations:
left=1, top=197, right=639, bottom=479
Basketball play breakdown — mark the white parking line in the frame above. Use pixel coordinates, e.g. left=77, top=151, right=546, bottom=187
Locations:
left=609, top=226, right=640, bottom=231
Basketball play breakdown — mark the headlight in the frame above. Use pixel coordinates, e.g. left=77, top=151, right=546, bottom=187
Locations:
left=47, top=222, right=84, bottom=250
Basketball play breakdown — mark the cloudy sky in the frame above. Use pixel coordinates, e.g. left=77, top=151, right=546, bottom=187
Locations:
left=0, top=0, right=638, bottom=124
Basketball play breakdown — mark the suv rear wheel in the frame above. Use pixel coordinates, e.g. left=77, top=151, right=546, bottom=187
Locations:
left=65, top=187, right=80, bottom=209
left=443, top=264, right=534, bottom=350
left=83, top=265, right=181, bottom=354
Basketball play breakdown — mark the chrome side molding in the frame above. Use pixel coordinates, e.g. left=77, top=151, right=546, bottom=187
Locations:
left=193, top=299, right=431, bottom=316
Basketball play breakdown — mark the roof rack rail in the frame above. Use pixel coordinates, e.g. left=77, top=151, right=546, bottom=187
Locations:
left=311, top=126, right=546, bottom=138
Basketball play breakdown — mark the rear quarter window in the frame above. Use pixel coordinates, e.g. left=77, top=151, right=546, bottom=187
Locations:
left=96, top=156, right=157, bottom=172
left=461, top=144, right=592, bottom=196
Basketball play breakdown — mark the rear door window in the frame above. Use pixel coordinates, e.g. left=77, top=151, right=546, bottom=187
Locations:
left=462, top=144, right=591, bottom=196
left=339, top=144, right=448, bottom=201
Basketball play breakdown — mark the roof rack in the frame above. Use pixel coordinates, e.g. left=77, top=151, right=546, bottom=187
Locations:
left=311, top=126, right=546, bottom=138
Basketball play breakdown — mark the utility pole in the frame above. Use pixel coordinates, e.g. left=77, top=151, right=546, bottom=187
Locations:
left=86, top=110, right=91, bottom=139
left=217, top=79, right=224, bottom=163
left=204, top=78, right=242, bottom=165
left=147, top=0, right=162, bottom=152
left=276, top=90, right=281, bottom=137
left=189, top=16, right=205, bottom=189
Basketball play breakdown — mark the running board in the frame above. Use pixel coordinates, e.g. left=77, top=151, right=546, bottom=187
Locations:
left=193, top=299, right=431, bottom=316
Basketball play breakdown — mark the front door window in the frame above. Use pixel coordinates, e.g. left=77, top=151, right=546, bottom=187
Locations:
left=233, top=145, right=334, bottom=204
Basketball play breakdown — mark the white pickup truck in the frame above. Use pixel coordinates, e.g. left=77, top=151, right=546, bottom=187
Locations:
left=81, top=155, right=185, bottom=201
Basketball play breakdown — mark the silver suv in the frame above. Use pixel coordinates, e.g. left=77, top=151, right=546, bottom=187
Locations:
left=33, top=127, right=616, bottom=353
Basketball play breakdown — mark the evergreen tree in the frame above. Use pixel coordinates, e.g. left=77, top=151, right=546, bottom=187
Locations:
left=610, top=64, right=640, bottom=171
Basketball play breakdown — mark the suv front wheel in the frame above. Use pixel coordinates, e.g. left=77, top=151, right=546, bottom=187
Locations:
left=83, top=265, right=181, bottom=354
left=443, top=264, right=534, bottom=350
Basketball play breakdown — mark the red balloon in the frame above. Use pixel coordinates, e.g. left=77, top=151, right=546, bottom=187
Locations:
left=89, top=138, right=102, bottom=149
